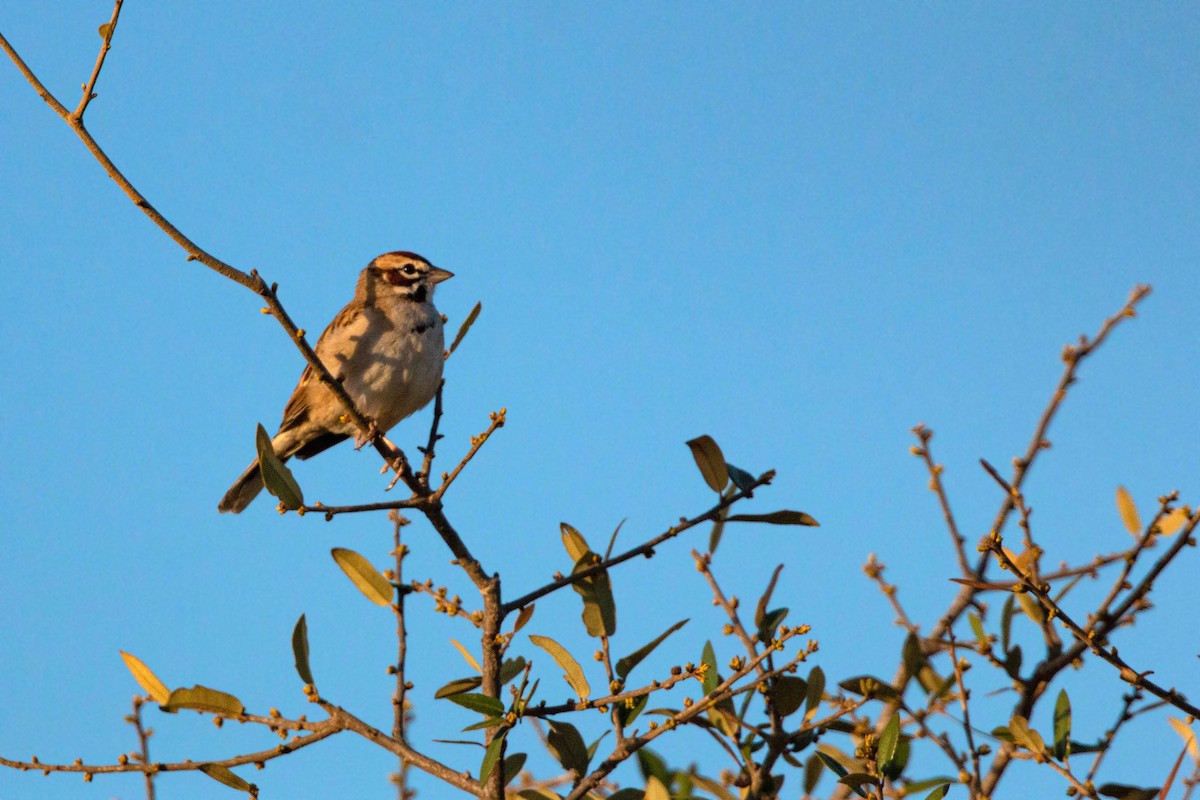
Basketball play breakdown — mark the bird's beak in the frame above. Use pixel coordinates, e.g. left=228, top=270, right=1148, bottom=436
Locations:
left=429, top=267, right=454, bottom=284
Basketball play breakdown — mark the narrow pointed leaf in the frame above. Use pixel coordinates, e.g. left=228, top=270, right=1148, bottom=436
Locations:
left=805, top=753, right=825, bottom=793
left=757, top=607, right=789, bottom=644
left=1053, top=690, right=1072, bottom=760
left=478, top=728, right=507, bottom=784
left=968, top=612, right=987, bottom=646
left=1097, top=785, right=1160, bottom=800
left=450, top=638, right=483, bottom=673
left=436, top=676, right=483, bottom=698
left=605, top=519, right=626, bottom=560
left=755, top=565, right=784, bottom=628
left=447, top=300, right=482, bottom=357
left=331, top=547, right=393, bottom=607
left=726, top=510, right=820, bottom=526
left=256, top=423, right=304, bottom=509
left=586, top=731, right=609, bottom=761
left=1116, top=486, right=1141, bottom=535
left=529, top=635, right=590, bottom=700
left=1169, top=717, right=1200, bottom=762
left=461, top=717, right=508, bottom=732
left=164, top=685, right=245, bottom=715
left=616, top=619, right=689, bottom=679
left=726, top=463, right=758, bottom=494
left=877, top=714, right=901, bottom=770
left=546, top=720, right=589, bottom=776
left=837, top=675, right=901, bottom=701
left=292, top=614, right=314, bottom=685
left=708, top=513, right=728, bottom=554
left=923, top=785, right=950, bottom=800
left=120, top=651, right=171, bottom=705
left=571, top=553, right=616, bottom=638
left=686, top=435, right=729, bottom=492
left=447, top=692, right=505, bottom=716
left=500, top=657, right=527, bottom=685
left=618, top=693, right=648, bottom=727
left=839, top=773, right=882, bottom=792
left=198, top=763, right=255, bottom=793
left=1001, top=595, right=1015, bottom=653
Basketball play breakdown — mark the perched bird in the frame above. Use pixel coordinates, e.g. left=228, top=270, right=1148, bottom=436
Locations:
left=218, top=251, right=453, bottom=513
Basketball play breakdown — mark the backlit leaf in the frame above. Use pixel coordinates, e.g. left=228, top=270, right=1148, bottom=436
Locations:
left=331, top=547, right=393, bottom=607
left=512, top=604, right=535, bottom=634
left=1053, top=690, right=1071, bottom=760
left=645, top=776, right=670, bottom=800
left=198, top=763, right=255, bottom=793
left=1116, top=486, right=1142, bottom=535
left=256, top=423, right=304, bottom=510
left=1169, top=717, right=1200, bottom=763
left=968, top=612, right=987, bottom=646
left=686, top=436, right=729, bottom=492
left=119, top=651, right=170, bottom=705
left=447, top=300, right=482, bottom=357
left=560, top=523, right=590, bottom=562
left=727, top=510, right=820, bottom=526
left=530, top=635, right=590, bottom=700
left=877, top=714, right=901, bottom=772
left=923, top=784, right=950, bottom=800
left=571, top=553, right=617, bottom=638
left=164, top=685, right=245, bottom=716
left=292, top=614, right=314, bottom=685
left=450, top=638, right=482, bottom=673
left=478, top=728, right=507, bottom=784
left=616, top=619, right=689, bottom=679
left=1159, top=507, right=1190, bottom=535
left=98, top=22, right=112, bottom=39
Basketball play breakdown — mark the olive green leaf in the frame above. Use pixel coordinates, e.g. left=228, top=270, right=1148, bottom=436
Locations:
left=198, top=763, right=256, bottom=793
left=546, top=719, right=589, bottom=776
left=256, top=423, right=303, bottom=510
left=502, top=752, right=526, bottom=787
left=769, top=675, right=808, bottom=717
left=164, top=685, right=245, bottom=715
left=1053, top=690, right=1072, bottom=760
left=292, top=614, right=314, bottom=685
left=616, top=618, right=689, bottom=679
left=447, top=692, right=505, bottom=716
left=529, top=635, right=590, bottom=700
left=478, top=727, right=508, bottom=784
left=561, top=522, right=590, bottom=562
left=686, top=436, right=729, bottom=492
left=447, top=300, right=482, bottom=357
left=119, top=651, right=171, bottom=705
left=1097, top=785, right=1161, bottom=800
left=726, top=510, right=820, bottom=526
left=571, top=552, right=617, bottom=638
left=331, top=547, right=393, bottom=607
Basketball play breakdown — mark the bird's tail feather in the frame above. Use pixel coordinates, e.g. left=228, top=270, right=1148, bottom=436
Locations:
left=217, top=459, right=266, bottom=514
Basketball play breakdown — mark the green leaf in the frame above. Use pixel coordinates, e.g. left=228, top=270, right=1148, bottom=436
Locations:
left=1001, top=595, right=1015, bottom=653
left=877, top=714, right=901, bottom=772
left=502, top=752, right=526, bottom=787
left=637, top=748, right=672, bottom=788
left=968, top=612, right=987, bottom=646
left=754, top=565, right=784, bottom=629
left=447, top=300, right=482, bottom=357
left=500, top=657, right=528, bottom=686
left=256, top=423, right=304, bottom=509
left=905, top=777, right=957, bottom=794
left=726, top=463, right=758, bottom=494
left=1053, top=689, right=1071, bottom=760
left=923, top=784, right=951, bottom=800
left=768, top=675, right=808, bottom=717
left=837, top=675, right=901, bottom=701
left=571, top=553, right=617, bottom=638
left=331, top=547, right=393, bottom=607
left=1097, top=785, right=1161, bottom=800
left=840, top=773, right=882, bottom=792
left=616, top=619, right=689, bottom=679
left=198, top=763, right=256, bottom=793
left=1008, top=714, right=1046, bottom=755
left=726, top=510, right=820, bottom=526
left=804, top=753, right=824, bottom=793
left=461, top=716, right=508, bottom=732
left=805, top=665, right=826, bottom=721
left=686, top=435, right=729, bottom=492
left=700, top=641, right=738, bottom=735
left=884, top=736, right=910, bottom=781
left=119, top=651, right=171, bottom=705
left=701, top=641, right=720, bottom=695
left=586, top=731, right=609, bottom=761
left=435, top=676, right=483, bottom=698
left=547, top=720, right=589, bottom=776
left=164, top=685, right=245, bottom=715
left=756, top=607, right=788, bottom=644
left=816, top=750, right=849, bottom=779
left=618, top=693, right=648, bottom=727
left=478, top=729, right=507, bottom=784
left=447, top=692, right=505, bottom=716
left=1003, top=644, right=1023, bottom=680
left=607, top=790, right=646, bottom=800
left=292, top=614, right=314, bottom=686
left=560, top=522, right=590, bottom=562
left=529, top=635, right=590, bottom=700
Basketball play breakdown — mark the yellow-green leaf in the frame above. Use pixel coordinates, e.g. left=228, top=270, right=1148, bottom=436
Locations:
left=447, top=300, right=482, bottom=357
left=164, top=685, right=245, bottom=716
left=1053, top=689, right=1071, bottom=760
left=529, top=635, right=590, bottom=700
left=1159, top=507, right=1190, bottom=535
left=198, top=763, right=255, bottom=793
left=686, top=435, right=729, bottom=492
left=1116, top=486, right=1141, bottom=535
left=119, top=651, right=170, bottom=705
left=877, top=714, right=900, bottom=769
left=1016, top=592, right=1044, bottom=625
left=571, top=554, right=616, bottom=638
left=560, top=522, right=590, bottom=562
left=645, top=776, right=671, bottom=800
left=1169, top=717, right=1199, bottom=763
left=450, top=638, right=482, bottom=673
left=435, top=676, right=483, bottom=698
left=447, top=692, right=505, bottom=716
left=478, top=728, right=507, bottom=784
left=726, top=510, right=820, bottom=526
left=256, top=423, right=304, bottom=510
left=331, top=547, right=393, bottom=606
left=292, top=614, right=314, bottom=685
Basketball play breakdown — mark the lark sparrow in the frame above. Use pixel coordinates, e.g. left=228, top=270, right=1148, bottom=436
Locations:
left=218, top=251, right=453, bottom=514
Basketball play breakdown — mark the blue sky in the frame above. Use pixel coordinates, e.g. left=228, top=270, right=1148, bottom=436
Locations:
left=1, top=4, right=1198, bottom=799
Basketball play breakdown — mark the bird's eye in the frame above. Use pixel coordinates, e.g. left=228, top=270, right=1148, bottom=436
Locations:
left=402, top=264, right=418, bottom=275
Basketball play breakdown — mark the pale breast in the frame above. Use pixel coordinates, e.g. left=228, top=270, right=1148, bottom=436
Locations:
left=315, top=303, right=445, bottom=432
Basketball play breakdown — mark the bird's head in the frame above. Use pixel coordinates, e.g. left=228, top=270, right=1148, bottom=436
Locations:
left=358, top=251, right=453, bottom=304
